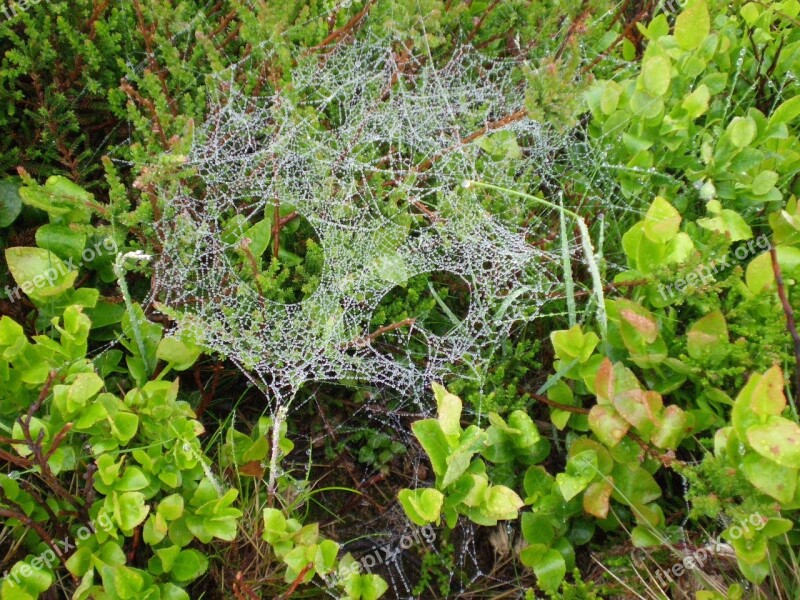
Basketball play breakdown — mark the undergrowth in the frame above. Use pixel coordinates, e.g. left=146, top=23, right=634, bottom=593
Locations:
left=0, top=1, right=799, bottom=599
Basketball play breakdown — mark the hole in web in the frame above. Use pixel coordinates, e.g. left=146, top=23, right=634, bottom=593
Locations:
left=235, top=206, right=324, bottom=305
left=369, top=271, right=471, bottom=355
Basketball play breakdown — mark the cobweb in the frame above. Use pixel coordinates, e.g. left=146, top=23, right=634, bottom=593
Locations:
left=155, top=39, right=565, bottom=406
left=152, top=38, right=577, bottom=597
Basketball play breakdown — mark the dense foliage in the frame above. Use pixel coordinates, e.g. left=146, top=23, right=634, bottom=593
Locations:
left=1, top=0, right=799, bottom=599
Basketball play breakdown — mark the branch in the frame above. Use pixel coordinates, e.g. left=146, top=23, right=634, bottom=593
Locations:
left=581, top=7, right=650, bottom=74
left=346, top=318, right=417, bottom=349
left=310, top=0, right=377, bottom=51
left=120, top=81, right=170, bottom=149
left=0, top=487, right=67, bottom=569
left=281, top=563, right=313, bottom=599
left=17, top=371, right=86, bottom=518
left=520, top=387, right=589, bottom=414
left=466, top=0, right=502, bottom=44
left=232, top=571, right=259, bottom=600
left=414, top=108, right=528, bottom=174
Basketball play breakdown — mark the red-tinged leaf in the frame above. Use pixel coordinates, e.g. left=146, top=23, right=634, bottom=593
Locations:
left=589, top=405, right=630, bottom=447
left=750, top=365, right=786, bottom=417
left=650, top=405, right=689, bottom=450
left=619, top=308, right=659, bottom=342
left=595, top=358, right=614, bottom=405
left=583, top=479, right=613, bottom=519
left=239, top=461, right=265, bottom=477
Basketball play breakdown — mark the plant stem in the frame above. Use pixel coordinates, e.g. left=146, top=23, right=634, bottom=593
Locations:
left=114, top=252, right=153, bottom=375
left=559, top=195, right=577, bottom=327
left=267, top=403, right=289, bottom=502
left=463, top=180, right=607, bottom=338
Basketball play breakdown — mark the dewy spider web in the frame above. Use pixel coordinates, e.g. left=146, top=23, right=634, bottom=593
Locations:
left=155, top=40, right=565, bottom=397
left=153, top=39, right=573, bottom=495
left=133, top=25, right=619, bottom=600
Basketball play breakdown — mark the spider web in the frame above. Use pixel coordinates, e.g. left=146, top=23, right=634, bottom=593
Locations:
left=154, top=39, right=565, bottom=406
left=148, top=39, right=577, bottom=596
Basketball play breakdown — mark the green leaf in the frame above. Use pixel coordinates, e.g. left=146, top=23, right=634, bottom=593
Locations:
left=116, top=467, right=149, bottom=492
left=171, top=549, right=208, bottom=582
left=674, top=0, right=710, bottom=50
left=643, top=197, right=681, bottom=243
left=19, top=175, right=93, bottom=222
left=508, top=410, right=541, bottom=448
left=481, top=485, right=524, bottom=521
left=589, top=405, right=630, bottom=447
left=397, top=488, right=444, bottom=525
left=631, top=525, right=663, bottom=547
left=768, top=96, right=800, bottom=129
left=752, top=171, right=779, bottom=196
left=0, top=180, right=22, bottom=228
left=359, top=574, right=389, bottom=600
left=5, top=247, right=78, bottom=299
left=113, top=491, right=150, bottom=531
left=411, top=419, right=450, bottom=478
left=614, top=389, right=662, bottom=435
left=529, top=548, right=567, bottom=594
left=312, top=539, right=338, bottom=575
left=740, top=2, right=760, bottom=25
left=737, top=557, right=770, bottom=584
left=156, top=338, right=201, bottom=371
left=158, top=495, right=185, bottom=521
left=2, top=559, right=53, bottom=599
left=641, top=55, right=671, bottom=97
left=728, top=531, right=768, bottom=565
left=524, top=466, right=555, bottom=502
left=729, top=116, right=757, bottom=149
left=610, top=463, right=662, bottom=506
left=557, top=451, right=598, bottom=501
left=477, top=130, right=522, bottom=160
left=63, top=372, right=104, bottom=413
left=583, top=480, right=613, bottom=519
left=746, top=416, right=800, bottom=468
left=687, top=310, right=729, bottom=363
left=550, top=325, right=598, bottom=363
left=742, top=452, right=797, bottom=503
left=651, top=405, right=689, bottom=450
left=746, top=247, right=800, bottom=293
left=156, top=545, right=181, bottom=572
left=35, top=224, right=87, bottom=262
left=374, top=253, right=408, bottom=285
left=750, top=365, right=786, bottom=417
left=432, top=383, right=462, bottom=438
left=697, top=202, right=753, bottom=241
left=442, top=426, right=486, bottom=487
left=521, top=513, right=556, bottom=546
left=186, top=513, right=239, bottom=542
left=344, top=573, right=389, bottom=600
left=682, top=84, right=710, bottom=118
left=283, top=546, right=311, bottom=576
left=599, top=82, right=621, bottom=115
